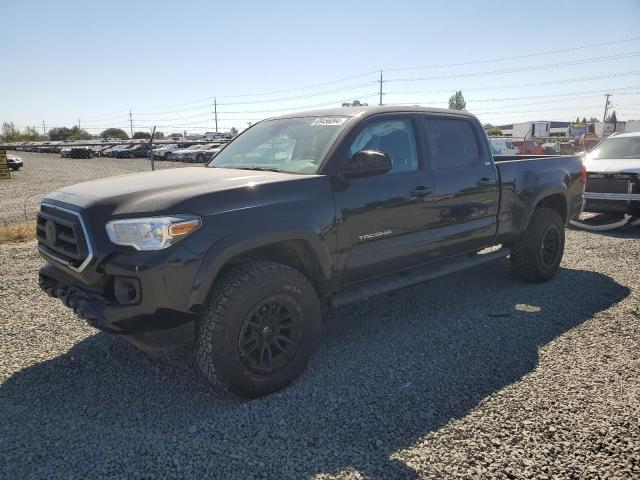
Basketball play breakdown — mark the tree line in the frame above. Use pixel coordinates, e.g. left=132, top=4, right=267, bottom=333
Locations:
left=0, top=122, right=171, bottom=142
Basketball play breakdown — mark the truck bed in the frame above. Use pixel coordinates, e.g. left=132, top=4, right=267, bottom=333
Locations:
left=492, top=154, right=584, bottom=242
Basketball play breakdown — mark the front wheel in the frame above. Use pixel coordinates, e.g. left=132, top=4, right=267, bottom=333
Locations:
left=510, top=207, right=565, bottom=283
left=196, top=261, right=321, bottom=398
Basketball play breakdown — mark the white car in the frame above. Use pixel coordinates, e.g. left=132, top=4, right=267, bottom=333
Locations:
left=7, top=154, right=23, bottom=170
left=171, top=143, right=222, bottom=163
left=583, top=132, right=640, bottom=217
left=151, top=144, right=180, bottom=160
left=488, top=137, right=518, bottom=155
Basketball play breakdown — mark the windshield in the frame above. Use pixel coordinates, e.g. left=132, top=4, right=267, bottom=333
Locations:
left=208, top=116, right=349, bottom=174
left=588, top=136, right=640, bottom=159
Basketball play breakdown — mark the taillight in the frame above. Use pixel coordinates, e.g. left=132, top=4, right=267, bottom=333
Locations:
left=580, top=163, right=587, bottom=189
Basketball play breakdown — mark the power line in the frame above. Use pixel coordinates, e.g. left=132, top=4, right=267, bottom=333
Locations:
left=390, top=86, right=640, bottom=109
left=61, top=36, right=640, bottom=122
left=129, top=95, right=381, bottom=123
left=130, top=35, right=640, bottom=111
left=383, top=71, right=640, bottom=97
left=386, top=52, right=640, bottom=83
left=383, top=36, right=640, bottom=72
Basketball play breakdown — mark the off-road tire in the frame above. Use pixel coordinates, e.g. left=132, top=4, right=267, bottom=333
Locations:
left=196, top=261, right=321, bottom=398
left=510, top=207, right=565, bottom=283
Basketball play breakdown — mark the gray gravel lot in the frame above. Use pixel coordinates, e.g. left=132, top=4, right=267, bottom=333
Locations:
left=1, top=226, right=638, bottom=479
left=0, top=152, right=194, bottom=226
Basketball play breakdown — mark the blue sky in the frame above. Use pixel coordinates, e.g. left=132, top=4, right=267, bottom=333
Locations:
left=1, top=0, right=640, bottom=134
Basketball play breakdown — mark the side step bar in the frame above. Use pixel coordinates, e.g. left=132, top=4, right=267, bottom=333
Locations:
left=330, top=246, right=511, bottom=308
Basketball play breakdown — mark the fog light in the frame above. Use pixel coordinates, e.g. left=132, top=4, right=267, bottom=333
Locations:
left=114, top=277, right=141, bottom=305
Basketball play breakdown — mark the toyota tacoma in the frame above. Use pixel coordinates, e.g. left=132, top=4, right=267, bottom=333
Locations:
left=37, top=106, right=585, bottom=397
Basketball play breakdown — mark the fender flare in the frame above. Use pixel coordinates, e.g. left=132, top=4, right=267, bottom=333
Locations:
left=519, top=183, right=569, bottom=233
left=186, top=229, right=332, bottom=310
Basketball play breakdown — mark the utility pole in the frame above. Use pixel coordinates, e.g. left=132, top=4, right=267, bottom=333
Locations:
left=213, top=98, right=218, bottom=133
left=149, top=126, right=157, bottom=171
left=42, top=120, right=46, bottom=137
left=78, top=118, right=81, bottom=128
left=378, top=70, right=384, bottom=106
left=602, top=94, right=611, bottom=122
left=129, top=109, right=134, bottom=138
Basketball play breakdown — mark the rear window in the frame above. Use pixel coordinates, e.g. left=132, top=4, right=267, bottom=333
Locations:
left=423, top=118, right=480, bottom=170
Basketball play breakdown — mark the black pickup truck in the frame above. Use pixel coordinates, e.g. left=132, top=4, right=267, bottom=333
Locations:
left=37, top=106, right=585, bottom=397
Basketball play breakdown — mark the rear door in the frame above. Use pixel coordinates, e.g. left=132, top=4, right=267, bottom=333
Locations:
left=417, top=115, right=499, bottom=256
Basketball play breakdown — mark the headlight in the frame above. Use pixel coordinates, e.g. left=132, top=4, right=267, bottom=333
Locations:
left=105, top=216, right=201, bottom=250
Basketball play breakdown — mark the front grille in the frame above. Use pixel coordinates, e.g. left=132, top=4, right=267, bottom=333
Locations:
left=586, top=176, right=630, bottom=194
left=37, top=204, right=90, bottom=270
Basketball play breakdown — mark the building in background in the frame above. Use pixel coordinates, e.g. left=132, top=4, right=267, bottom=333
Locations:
left=497, top=121, right=570, bottom=137
left=625, top=120, right=640, bottom=133
left=594, top=121, right=626, bottom=138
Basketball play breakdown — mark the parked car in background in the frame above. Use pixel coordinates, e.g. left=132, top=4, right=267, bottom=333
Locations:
left=583, top=131, right=640, bottom=217
left=114, top=144, right=152, bottom=158
left=60, top=145, right=94, bottom=159
left=541, top=141, right=561, bottom=154
left=91, top=145, right=112, bottom=156
left=151, top=144, right=180, bottom=160
left=166, top=144, right=203, bottom=161
left=513, top=139, right=545, bottom=155
left=7, top=154, right=23, bottom=170
left=100, top=145, right=127, bottom=157
left=489, top=137, right=518, bottom=155
left=172, top=143, right=223, bottom=162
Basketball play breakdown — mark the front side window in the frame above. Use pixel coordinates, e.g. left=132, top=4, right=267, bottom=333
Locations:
left=423, top=117, right=480, bottom=170
left=349, top=119, right=418, bottom=173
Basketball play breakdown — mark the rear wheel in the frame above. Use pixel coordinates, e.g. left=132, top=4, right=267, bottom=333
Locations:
left=510, top=207, right=565, bottom=283
left=196, top=261, right=321, bottom=398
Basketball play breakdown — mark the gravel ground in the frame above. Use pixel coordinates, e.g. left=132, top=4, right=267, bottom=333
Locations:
left=1, top=227, right=639, bottom=479
left=0, top=152, right=194, bottom=226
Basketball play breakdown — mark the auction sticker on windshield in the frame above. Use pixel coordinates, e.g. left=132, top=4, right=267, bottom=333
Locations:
left=311, top=117, right=349, bottom=126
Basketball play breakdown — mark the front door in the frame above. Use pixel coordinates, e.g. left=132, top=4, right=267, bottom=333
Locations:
left=331, top=115, right=435, bottom=285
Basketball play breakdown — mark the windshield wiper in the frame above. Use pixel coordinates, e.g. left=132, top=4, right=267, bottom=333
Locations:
left=233, top=166, right=283, bottom=173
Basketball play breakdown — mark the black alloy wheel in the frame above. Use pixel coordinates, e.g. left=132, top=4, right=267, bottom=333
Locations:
left=539, top=225, right=561, bottom=269
left=238, top=296, right=303, bottom=374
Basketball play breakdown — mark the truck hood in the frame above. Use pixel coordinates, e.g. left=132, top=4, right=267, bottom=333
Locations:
left=584, top=157, right=640, bottom=174
left=45, top=166, right=317, bottom=216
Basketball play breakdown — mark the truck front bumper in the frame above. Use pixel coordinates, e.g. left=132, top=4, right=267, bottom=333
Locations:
left=38, top=244, right=202, bottom=335
left=583, top=192, right=640, bottom=216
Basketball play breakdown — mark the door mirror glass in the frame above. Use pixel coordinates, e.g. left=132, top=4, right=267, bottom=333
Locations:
left=341, top=150, right=392, bottom=178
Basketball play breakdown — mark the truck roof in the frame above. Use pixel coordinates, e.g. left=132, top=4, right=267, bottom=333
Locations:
left=270, top=105, right=476, bottom=120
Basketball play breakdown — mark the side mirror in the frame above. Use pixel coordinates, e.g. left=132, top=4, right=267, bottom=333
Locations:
left=341, top=150, right=392, bottom=179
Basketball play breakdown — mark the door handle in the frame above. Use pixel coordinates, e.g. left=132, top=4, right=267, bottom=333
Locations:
left=410, top=186, right=432, bottom=198
left=477, top=177, right=494, bottom=187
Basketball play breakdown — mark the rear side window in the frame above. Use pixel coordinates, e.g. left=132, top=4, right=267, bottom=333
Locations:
left=423, top=117, right=480, bottom=170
